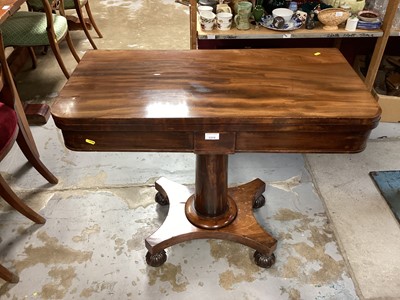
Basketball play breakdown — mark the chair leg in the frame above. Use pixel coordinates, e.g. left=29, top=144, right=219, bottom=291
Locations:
left=0, top=264, right=19, bottom=283
left=48, top=40, right=70, bottom=79
left=16, top=127, right=58, bottom=185
left=85, top=2, right=103, bottom=38
left=65, top=31, right=81, bottom=64
left=27, top=47, right=37, bottom=69
left=0, top=175, right=46, bottom=224
left=41, top=46, right=49, bottom=55
left=76, top=4, right=97, bottom=49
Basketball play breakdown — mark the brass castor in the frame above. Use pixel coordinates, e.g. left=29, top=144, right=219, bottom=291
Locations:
left=155, top=192, right=169, bottom=206
left=254, top=251, right=276, bottom=268
left=146, top=250, right=167, bottom=267
left=253, top=194, right=266, bottom=209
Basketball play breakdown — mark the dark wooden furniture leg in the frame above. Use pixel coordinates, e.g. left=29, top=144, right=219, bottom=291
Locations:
left=23, top=103, right=51, bottom=125
left=74, top=1, right=97, bottom=50
left=84, top=1, right=103, bottom=38
left=145, top=154, right=277, bottom=268
left=0, top=264, right=19, bottom=283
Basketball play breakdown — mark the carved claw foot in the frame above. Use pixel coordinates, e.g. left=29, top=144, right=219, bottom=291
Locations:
left=146, top=250, right=167, bottom=267
left=155, top=192, right=169, bottom=206
left=253, top=195, right=266, bottom=209
left=253, top=251, right=276, bottom=268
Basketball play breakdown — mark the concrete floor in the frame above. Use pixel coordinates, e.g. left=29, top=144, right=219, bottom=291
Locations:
left=0, top=0, right=400, bottom=299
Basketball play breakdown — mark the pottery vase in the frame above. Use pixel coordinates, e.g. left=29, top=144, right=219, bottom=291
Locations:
left=234, top=1, right=252, bottom=30
left=253, top=4, right=265, bottom=24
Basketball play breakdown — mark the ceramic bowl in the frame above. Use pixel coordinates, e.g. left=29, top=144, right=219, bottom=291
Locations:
left=318, top=8, right=351, bottom=30
left=198, top=5, right=213, bottom=14
left=272, top=8, right=293, bottom=23
left=358, top=10, right=380, bottom=22
left=322, top=0, right=365, bottom=13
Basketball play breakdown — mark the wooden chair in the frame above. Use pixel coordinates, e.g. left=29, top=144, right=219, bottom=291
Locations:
left=0, top=32, right=58, bottom=283
left=28, top=0, right=103, bottom=50
left=0, top=0, right=80, bottom=79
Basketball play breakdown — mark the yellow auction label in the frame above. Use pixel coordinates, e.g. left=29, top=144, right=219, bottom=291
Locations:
left=85, top=139, right=95, bottom=145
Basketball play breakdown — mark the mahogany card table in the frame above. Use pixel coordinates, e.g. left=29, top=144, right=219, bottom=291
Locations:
left=51, top=48, right=380, bottom=268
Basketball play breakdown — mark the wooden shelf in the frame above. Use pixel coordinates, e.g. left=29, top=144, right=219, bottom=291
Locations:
left=390, top=30, right=400, bottom=36
left=198, top=23, right=383, bottom=40
left=189, top=0, right=400, bottom=91
left=364, top=0, right=400, bottom=91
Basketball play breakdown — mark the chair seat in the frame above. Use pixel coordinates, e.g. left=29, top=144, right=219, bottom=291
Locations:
left=0, top=11, right=68, bottom=47
left=0, top=103, right=18, bottom=151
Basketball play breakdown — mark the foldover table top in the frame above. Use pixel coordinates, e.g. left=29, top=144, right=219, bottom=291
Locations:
left=51, top=48, right=381, bottom=268
left=52, top=48, right=381, bottom=153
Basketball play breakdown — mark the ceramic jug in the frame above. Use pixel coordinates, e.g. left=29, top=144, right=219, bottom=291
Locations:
left=234, top=1, right=252, bottom=30
left=217, top=3, right=232, bottom=13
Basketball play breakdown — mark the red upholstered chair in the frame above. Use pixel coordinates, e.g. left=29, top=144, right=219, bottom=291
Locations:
left=0, top=32, right=58, bottom=283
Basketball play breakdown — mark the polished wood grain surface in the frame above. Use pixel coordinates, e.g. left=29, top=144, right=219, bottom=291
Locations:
left=52, top=48, right=380, bottom=153
left=52, top=48, right=380, bottom=126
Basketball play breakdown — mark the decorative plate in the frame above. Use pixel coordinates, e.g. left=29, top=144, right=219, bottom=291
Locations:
left=357, top=20, right=382, bottom=30
left=261, top=15, right=303, bottom=31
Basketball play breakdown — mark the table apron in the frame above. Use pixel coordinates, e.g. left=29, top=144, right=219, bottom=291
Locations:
left=60, top=128, right=373, bottom=153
